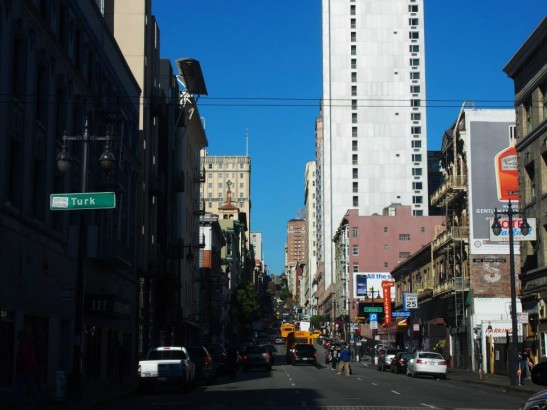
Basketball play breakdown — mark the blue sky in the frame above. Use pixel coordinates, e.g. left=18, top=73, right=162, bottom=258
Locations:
left=152, top=1, right=546, bottom=276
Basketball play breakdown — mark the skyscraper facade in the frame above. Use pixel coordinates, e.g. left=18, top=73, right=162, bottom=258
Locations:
left=319, top=0, right=428, bottom=301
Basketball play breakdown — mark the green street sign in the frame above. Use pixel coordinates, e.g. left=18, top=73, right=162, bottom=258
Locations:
left=50, top=192, right=116, bottom=210
left=363, top=307, right=383, bottom=313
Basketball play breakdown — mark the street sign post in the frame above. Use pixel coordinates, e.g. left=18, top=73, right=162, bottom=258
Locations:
left=50, top=192, right=116, bottom=210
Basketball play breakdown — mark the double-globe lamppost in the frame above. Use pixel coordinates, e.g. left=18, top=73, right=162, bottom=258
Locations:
left=490, top=200, right=531, bottom=386
left=56, top=118, right=115, bottom=397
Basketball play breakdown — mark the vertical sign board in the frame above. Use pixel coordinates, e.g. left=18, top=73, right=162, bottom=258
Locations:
left=382, top=280, right=394, bottom=324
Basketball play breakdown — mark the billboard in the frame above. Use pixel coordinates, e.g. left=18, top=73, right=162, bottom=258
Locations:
left=353, top=272, right=394, bottom=299
left=467, top=112, right=517, bottom=255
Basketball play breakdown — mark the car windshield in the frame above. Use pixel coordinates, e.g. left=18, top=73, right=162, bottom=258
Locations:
left=245, top=346, right=267, bottom=353
left=419, top=352, right=444, bottom=359
left=148, top=350, right=186, bottom=360
left=295, top=344, right=315, bottom=352
left=188, top=347, right=205, bottom=358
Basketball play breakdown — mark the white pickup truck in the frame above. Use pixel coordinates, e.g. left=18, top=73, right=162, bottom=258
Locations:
left=137, top=346, right=195, bottom=391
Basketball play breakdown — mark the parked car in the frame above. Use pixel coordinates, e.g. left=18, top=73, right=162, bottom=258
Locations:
left=137, top=346, right=195, bottom=392
left=264, top=344, right=278, bottom=364
left=206, top=344, right=228, bottom=375
left=406, top=351, right=447, bottom=379
left=390, top=351, right=414, bottom=374
left=291, top=343, right=317, bottom=365
left=377, top=349, right=400, bottom=371
left=519, top=388, right=547, bottom=410
left=187, top=346, right=216, bottom=385
left=241, top=344, right=272, bottom=371
left=272, top=335, right=285, bottom=345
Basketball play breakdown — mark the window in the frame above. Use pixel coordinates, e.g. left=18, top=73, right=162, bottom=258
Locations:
left=411, top=140, right=422, bottom=148
left=421, top=227, right=425, bottom=233
left=208, top=164, right=213, bottom=169
left=352, top=113, right=358, bottom=123
left=218, top=163, right=223, bottom=169
left=409, top=31, right=419, bottom=39
left=409, top=4, right=419, bottom=12
left=409, top=18, right=419, bottom=26
left=409, top=45, right=420, bottom=53
left=410, top=85, right=420, bottom=94
left=542, top=85, right=547, bottom=120
left=409, top=58, right=420, bottom=66
left=384, top=227, right=388, bottom=233
left=412, top=154, right=422, bottom=162
left=384, top=262, right=389, bottom=268
left=353, top=181, right=358, bottom=192
left=411, top=99, right=421, bottom=107
left=352, top=246, right=359, bottom=255
left=351, top=18, right=356, bottom=29
left=352, top=227, right=358, bottom=238
left=218, top=183, right=223, bottom=188
left=411, top=113, right=421, bottom=121
left=399, top=252, right=410, bottom=259
left=410, top=72, right=420, bottom=80
left=239, top=183, right=244, bottom=188
left=352, top=127, right=358, bottom=137
left=352, top=140, right=358, bottom=151
left=352, top=154, right=358, bottom=165
left=351, top=45, right=357, bottom=55
left=351, top=59, right=357, bottom=69
left=413, top=210, right=424, bottom=216
left=352, top=85, right=357, bottom=96
left=412, top=168, right=422, bottom=176
left=411, top=126, right=422, bottom=134
left=208, top=182, right=212, bottom=188
left=399, top=234, right=411, bottom=241
left=525, top=162, right=536, bottom=203
left=413, top=195, right=423, bottom=204
left=412, top=182, right=423, bottom=190
left=351, top=72, right=357, bottom=82
left=352, top=100, right=358, bottom=110
left=353, top=264, right=359, bottom=273
left=350, top=5, right=356, bottom=15
left=353, top=196, right=359, bottom=206
left=351, top=32, right=356, bottom=42
left=352, top=168, right=358, bottom=178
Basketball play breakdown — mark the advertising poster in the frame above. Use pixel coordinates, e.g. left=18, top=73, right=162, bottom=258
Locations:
left=353, top=272, right=395, bottom=299
left=467, top=113, right=518, bottom=255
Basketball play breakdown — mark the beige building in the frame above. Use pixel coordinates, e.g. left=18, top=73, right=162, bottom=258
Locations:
left=303, top=161, right=318, bottom=315
left=201, top=151, right=251, bottom=234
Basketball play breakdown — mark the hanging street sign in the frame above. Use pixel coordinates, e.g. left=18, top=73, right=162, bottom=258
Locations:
left=50, top=192, right=116, bottom=210
left=363, top=306, right=383, bottom=313
left=392, top=311, right=411, bottom=318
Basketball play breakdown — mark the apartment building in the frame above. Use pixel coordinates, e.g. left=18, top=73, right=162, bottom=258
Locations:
left=319, top=0, right=428, bottom=308
left=504, top=17, right=547, bottom=362
left=303, top=162, right=318, bottom=315
left=201, top=151, right=251, bottom=235
left=286, top=219, right=306, bottom=302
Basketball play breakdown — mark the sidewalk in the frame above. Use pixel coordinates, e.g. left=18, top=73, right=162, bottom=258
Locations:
left=359, top=355, right=546, bottom=395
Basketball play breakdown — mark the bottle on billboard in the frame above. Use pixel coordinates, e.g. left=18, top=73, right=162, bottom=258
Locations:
left=495, top=126, right=519, bottom=201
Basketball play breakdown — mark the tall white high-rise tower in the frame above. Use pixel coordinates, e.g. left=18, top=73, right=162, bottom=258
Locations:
left=319, top=0, right=428, bottom=291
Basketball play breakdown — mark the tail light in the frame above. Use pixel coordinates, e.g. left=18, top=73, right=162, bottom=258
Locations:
left=416, top=359, right=426, bottom=364
left=137, top=364, right=141, bottom=377
left=205, top=356, right=212, bottom=366
left=438, top=361, right=447, bottom=365
left=242, top=354, right=248, bottom=361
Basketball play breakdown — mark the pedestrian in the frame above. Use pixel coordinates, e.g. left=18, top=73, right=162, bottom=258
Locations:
left=337, top=344, right=351, bottom=376
left=10, top=330, right=44, bottom=408
left=226, top=345, right=238, bottom=379
left=331, top=345, right=338, bottom=369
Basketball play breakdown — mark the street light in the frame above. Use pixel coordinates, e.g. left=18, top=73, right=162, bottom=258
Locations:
left=365, top=287, right=381, bottom=362
left=490, top=200, right=530, bottom=386
left=56, top=117, right=115, bottom=398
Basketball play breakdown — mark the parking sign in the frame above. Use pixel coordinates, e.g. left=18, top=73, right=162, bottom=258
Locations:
left=369, top=313, right=378, bottom=322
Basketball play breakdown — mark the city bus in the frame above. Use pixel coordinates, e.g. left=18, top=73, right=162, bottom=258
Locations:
left=285, top=330, right=314, bottom=363
left=280, top=323, right=296, bottom=339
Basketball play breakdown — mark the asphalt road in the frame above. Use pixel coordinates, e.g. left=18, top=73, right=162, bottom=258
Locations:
left=100, top=346, right=532, bottom=410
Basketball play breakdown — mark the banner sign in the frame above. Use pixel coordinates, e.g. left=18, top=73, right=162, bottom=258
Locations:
left=382, top=280, right=394, bottom=324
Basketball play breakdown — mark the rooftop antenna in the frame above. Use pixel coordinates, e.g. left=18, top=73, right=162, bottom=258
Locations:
left=246, top=128, right=249, bottom=157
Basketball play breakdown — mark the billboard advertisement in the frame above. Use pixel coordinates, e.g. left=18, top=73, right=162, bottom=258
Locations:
left=467, top=112, right=517, bottom=255
left=353, top=272, right=394, bottom=299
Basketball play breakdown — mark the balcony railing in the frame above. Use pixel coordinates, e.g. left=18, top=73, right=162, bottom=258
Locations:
left=432, top=276, right=470, bottom=296
left=431, top=174, right=467, bottom=206
left=432, top=226, right=469, bottom=251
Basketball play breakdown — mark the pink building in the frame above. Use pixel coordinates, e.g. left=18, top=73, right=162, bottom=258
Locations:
left=333, top=204, right=444, bottom=324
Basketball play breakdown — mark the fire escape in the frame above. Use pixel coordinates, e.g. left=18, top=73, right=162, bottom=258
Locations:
left=430, top=109, right=471, bottom=334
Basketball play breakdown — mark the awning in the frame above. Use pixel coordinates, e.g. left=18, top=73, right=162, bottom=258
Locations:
left=522, top=298, right=539, bottom=314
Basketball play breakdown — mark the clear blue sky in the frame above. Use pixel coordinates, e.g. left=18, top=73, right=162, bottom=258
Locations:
left=152, top=1, right=546, bottom=276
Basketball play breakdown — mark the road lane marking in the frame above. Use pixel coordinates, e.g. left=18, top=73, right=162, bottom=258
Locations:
left=422, top=403, right=440, bottom=408
left=391, top=390, right=401, bottom=395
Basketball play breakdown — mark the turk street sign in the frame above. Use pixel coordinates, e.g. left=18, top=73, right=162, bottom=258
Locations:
left=50, top=192, right=116, bottom=210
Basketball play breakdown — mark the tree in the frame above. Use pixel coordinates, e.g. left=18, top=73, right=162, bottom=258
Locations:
left=236, top=283, right=260, bottom=324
